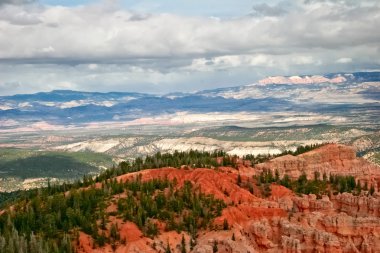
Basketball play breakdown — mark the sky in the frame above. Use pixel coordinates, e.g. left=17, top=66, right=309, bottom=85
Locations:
left=0, top=0, right=379, bottom=95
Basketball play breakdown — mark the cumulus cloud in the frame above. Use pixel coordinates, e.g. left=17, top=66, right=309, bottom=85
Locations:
left=0, top=0, right=379, bottom=95
left=336, top=57, right=352, bottom=64
left=0, top=4, right=41, bottom=25
left=0, top=1, right=379, bottom=62
left=0, top=0, right=35, bottom=5
left=251, top=3, right=288, bottom=16
left=303, top=0, right=370, bottom=5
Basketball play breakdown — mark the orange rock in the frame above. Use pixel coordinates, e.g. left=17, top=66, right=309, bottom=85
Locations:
left=72, top=144, right=380, bottom=253
left=255, top=144, right=380, bottom=186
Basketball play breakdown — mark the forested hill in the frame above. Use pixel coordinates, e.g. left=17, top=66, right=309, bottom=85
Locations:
left=1, top=143, right=365, bottom=253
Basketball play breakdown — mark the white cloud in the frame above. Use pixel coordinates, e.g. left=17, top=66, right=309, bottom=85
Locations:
left=292, top=56, right=317, bottom=65
left=0, top=4, right=41, bottom=25
left=0, top=0, right=379, bottom=94
left=251, top=3, right=288, bottom=17
left=0, top=1, right=379, bottom=61
left=0, top=0, right=35, bottom=6
left=336, top=57, right=353, bottom=64
left=55, top=81, right=75, bottom=89
left=88, top=64, right=98, bottom=70
left=187, top=54, right=275, bottom=72
left=39, top=46, right=55, bottom=53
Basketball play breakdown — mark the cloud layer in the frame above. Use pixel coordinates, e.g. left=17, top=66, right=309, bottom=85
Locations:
left=0, top=0, right=379, bottom=95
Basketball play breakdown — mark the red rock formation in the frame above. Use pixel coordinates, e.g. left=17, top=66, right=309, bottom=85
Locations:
left=293, top=194, right=333, bottom=213
left=255, top=144, right=380, bottom=187
left=332, top=192, right=380, bottom=217
left=74, top=143, right=380, bottom=253
left=117, top=167, right=259, bottom=204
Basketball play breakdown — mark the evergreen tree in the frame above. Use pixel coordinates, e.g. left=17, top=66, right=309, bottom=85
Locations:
left=275, top=169, right=280, bottom=182
left=61, top=233, right=73, bottom=253
left=181, top=235, right=186, bottom=253
left=237, top=174, right=242, bottom=186
left=323, top=172, right=327, bottom=182
left=357, top=182, right=362, bottom=194
left=314, top=171, right=320, bottom=181
left=280, top=174, right=291, bottom=188
left=190, top=238, right=196, bottom=250
left=165, top=241, right=171, bottom=253
left=223, top=219, right=229, bottom=230
left=213, top=240, right=218, bottom=253
left=370, top=185, right=375, bottom=195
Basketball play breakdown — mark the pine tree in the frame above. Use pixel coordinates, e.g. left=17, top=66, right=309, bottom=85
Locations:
left=237, top=174, right=242, bottom=186
left=223, top=219, right=229, bottom=230
left=280, top=174, right=291, bottom=188
left=323, top=172, right=327, bottom=182
left=97, top=231, right=106, bottom=247
left=165, top=241, right=171, bottom=253
left=370, top=185, right=375, bottom=195
left=213, top=240, right=218, bottom=253
left=30, top=232, right=38, bottom=253
left=61, top=233, right=73, bottom=253
left=357, top=182, right=362, bottom=194
left=275, top=169, right=280, bottom=182
left=314, top=171, right=320, bottom=181
left=0, top=236, right=5, bottom=253
left=181, top=235, right=186, bottom=253
left=6, top=238, right=14, bottom=253
left=110, top=223, right=119, bottom=240
left=190, top=237, right=196, bottom=250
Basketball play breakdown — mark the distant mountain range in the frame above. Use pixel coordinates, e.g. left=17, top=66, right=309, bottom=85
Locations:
left=1, top=72, right=379, bottom=131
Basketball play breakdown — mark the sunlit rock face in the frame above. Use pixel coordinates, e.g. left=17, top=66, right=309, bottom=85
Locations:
left=74, top=144, right=380, bottom=253
left=258, top=75, right=347, bottom=85
left=255, top=143, right=380, bottom=186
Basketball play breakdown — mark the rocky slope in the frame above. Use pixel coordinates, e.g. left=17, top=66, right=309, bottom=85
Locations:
left=258, top=75, right=346, bottom=85
left=53, top=136, right=325, bottom=157
left=73, top=144, right=380, bottom=253
left=256, top=143, right=380, bottom=187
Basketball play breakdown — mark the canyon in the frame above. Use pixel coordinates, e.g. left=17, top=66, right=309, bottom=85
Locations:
left=73, top=144, right=380, bottom=253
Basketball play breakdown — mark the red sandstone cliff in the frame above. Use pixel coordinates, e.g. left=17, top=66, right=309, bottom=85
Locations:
left=75, top=144, right=380, bottom=253
left=255, top=144, right=380, bottom=188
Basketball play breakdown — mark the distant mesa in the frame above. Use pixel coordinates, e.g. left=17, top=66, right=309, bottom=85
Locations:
left=258, top=75, right=346, bottom=85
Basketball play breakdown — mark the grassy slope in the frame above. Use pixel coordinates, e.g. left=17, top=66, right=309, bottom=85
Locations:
left=0, top=148, right=114, bottom=179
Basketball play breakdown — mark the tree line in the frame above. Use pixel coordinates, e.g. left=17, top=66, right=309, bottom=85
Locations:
left=244, top=143, right=326, bottom=165
left=0, top=174, right=225, bottom=252
left=255, top=169, right=375, bottom=197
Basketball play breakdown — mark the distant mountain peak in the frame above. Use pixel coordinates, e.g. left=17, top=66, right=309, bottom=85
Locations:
left=258, top=75, right=346, bottom=85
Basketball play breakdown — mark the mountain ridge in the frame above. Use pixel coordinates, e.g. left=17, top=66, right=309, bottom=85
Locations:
left=1, top=71, right=379, bottom=130
left=1, top=71, right=380, bottom=99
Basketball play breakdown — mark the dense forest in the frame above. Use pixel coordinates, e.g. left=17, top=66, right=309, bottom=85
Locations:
left=0, top=149, right=231, bottom=253
left=0, top=148, right=113, bottom=179
left=255, top=169, right=374, bottom=197
left=0, top=144, right=328, bottom=252
left=0, top=177, right=224, bottom=252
